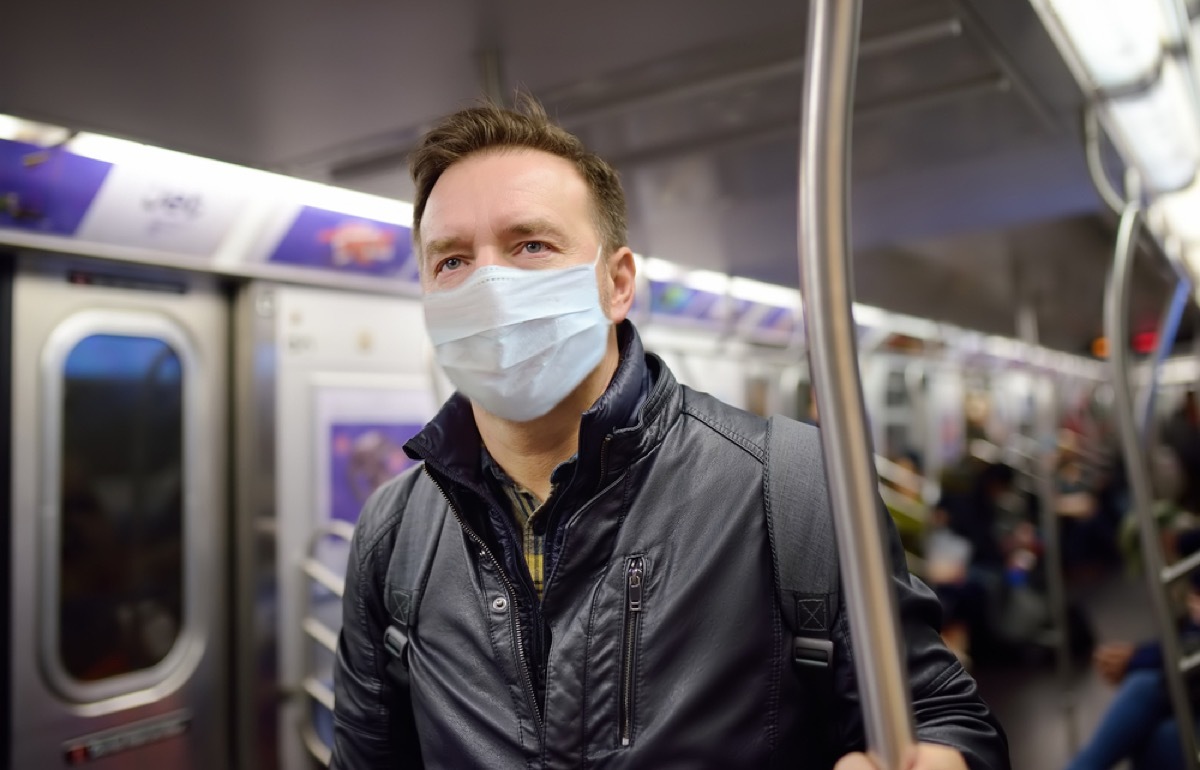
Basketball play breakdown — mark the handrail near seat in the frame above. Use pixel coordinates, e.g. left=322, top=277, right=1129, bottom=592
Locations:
left=1105, top=193, right=1200, bottom=770
left=299, top=520, right=356, bottom=767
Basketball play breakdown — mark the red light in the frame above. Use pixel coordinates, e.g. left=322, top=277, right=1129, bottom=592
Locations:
left=1133, top=331, right=1157, bottom=354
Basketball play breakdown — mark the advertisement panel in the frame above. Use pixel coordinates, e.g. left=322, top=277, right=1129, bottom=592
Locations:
left=0, top=140, right=112, bottom=236
left=73, top=163, right=247, bottom=255
left=312, top=381, right=436, bottom=527
left=327, top=422, right=423, bottom=524
left=269, top=206, right=414, bottom=278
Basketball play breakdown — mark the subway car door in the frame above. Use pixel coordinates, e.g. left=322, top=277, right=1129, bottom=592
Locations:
left=238, top=283, right=440, bottom=769
left=8, top=255, right=229, bottom=769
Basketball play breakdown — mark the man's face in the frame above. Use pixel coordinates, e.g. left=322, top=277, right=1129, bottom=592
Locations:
left=419, top=148, right=626, bottom=320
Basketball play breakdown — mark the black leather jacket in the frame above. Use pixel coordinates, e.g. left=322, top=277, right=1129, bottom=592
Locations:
left=331, top=329, right=1009, bottom=770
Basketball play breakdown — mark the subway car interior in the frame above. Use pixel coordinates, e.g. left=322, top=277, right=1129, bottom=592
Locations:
left=5, top=0, right=1200, bottom=768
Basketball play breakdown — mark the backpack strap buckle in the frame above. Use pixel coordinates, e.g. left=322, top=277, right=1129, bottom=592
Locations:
left=384, top=625, right=411, bottom=669
left=793, top=636, right=834, bottom=669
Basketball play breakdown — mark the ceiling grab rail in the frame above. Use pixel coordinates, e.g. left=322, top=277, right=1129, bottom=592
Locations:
left=797, top=0, right=915, bottom=767
left=1104, top=185, right=1200, bottom=770
left=1083, top=107, right=1126, bottom=217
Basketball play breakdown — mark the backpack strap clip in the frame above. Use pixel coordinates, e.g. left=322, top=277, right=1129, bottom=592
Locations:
left=765, top=415, right=840, bottom=676
left=793, top=637, right=834, bottom=669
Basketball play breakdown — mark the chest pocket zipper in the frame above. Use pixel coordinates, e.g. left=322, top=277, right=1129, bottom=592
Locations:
left=621, top=556, right=644, bottom=747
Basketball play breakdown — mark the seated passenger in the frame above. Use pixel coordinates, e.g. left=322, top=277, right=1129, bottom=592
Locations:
left=1064, top=570, right=1200, bottom=770
left=330, top=99, right=1009, bottom=770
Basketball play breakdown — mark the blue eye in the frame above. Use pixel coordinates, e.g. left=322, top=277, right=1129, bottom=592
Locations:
left=522, top=242, right=547, bottom=254
left=437, top=257, right=464, bottom=274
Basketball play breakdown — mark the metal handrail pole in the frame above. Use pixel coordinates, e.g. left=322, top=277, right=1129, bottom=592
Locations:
left=1017, top=303, right=1077, bottom=752
left=1083, top=108, right=1125, bottom=216
left=1033, top=371, right=1077, bottom=750
left=798, top=0, right=915, bottom=767
left=1105, top=204, right=1200, bottom=770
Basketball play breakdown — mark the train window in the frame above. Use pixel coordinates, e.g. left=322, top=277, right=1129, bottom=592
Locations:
left=57, top=333, right=184, bottom=683
left=39, top=310, right=206, bottom=704
left=885, top=370, right=909, bottom=407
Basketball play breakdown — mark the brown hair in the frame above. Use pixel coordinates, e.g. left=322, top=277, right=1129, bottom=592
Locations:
left=409, top=96, right=627, bottom=256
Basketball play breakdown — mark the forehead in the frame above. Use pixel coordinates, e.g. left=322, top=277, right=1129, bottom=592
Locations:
left=420, top=148, right=593, bottom=242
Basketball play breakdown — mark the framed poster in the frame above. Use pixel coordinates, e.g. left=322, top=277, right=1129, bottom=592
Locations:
left=311, top=376, right=437, bottom=527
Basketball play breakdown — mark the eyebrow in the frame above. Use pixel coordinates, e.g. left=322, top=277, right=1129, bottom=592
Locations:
left=421, top=235, right=471, bottom=265
left=421, top=219, right=573, bottom=265
left=504, top=218, right=571, bottom=245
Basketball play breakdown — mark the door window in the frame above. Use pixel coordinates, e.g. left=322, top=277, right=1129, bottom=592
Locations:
left=42, top=311, right=202, bottom=703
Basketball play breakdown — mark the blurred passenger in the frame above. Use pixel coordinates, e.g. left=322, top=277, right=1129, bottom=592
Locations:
left=930, top=460, right=1019, bottom=665
left=882, top=449, right=926, bottom=556
left=1063, top=567, right=1200, bottom=770
left=1055, top=431, right=1115, bottom=576
left=330, top=98, right=1008, bottom=770
left=1164, top=390, right=1200, bottom=513
left=1120, top=447, right=1190, bottom=575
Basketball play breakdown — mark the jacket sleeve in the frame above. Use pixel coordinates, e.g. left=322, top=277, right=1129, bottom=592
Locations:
left=830, top=507, right=1011, bottom=770
left=330, top=475, right=424, bottom=770
left=1128, top=641, right=1164, bottom=672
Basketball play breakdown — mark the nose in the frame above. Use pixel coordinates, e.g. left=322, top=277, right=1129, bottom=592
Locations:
left=474, top=247, right=509, bottom=269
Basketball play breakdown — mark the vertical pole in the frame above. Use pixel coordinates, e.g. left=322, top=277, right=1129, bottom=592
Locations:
left=1105, top=203, right=1200, bottom=770
left=1016, top=302, right=1078, bottom=753
left=1141, top=280, right=1192, bottom=444
left=797, top=1, right=915, bottom=767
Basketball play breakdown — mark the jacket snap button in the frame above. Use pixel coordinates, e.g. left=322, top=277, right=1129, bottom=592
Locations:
left=492, top=596, right=508, bottom=612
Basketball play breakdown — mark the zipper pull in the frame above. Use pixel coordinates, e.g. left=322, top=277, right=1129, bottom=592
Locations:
left=627, top=557, right=644, bottom=612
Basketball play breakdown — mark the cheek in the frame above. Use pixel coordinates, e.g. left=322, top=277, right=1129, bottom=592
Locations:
left=598, top=279, right=614, bottom=319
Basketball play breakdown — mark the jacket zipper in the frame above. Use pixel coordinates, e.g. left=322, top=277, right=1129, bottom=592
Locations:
left=424, top=466, right=542, bottom=723
left=597, top=434, right=613, bottom=493
left=621, top=556, right=644, bottom=747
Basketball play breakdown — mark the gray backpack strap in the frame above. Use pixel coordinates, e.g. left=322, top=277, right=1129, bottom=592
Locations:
left=382, top=481, right=447, bottom=688
left=764, top=415, right=840, bottom=672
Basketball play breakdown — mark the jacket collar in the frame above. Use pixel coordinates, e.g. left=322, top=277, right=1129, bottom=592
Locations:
left=405, top=321, right=671, bottom=494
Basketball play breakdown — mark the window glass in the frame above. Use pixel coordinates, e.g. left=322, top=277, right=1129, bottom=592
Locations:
left=59, top=334, right=184, bottom=682
left=885, top=370, right=909, bottom=407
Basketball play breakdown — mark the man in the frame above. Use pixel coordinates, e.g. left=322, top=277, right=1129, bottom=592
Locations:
left=331, top=98, right=1009, bottom=770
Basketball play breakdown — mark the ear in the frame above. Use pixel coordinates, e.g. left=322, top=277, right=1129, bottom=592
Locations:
left=604, top=247, right=637, bottom=323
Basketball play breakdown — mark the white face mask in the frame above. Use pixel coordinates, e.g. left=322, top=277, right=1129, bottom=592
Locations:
left=422, top=249, right=610, bottom=422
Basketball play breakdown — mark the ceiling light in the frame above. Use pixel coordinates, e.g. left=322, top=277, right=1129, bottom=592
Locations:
left=69, top=132, right=413, bottom=224
left=1037, top=0, right=1170, bottom=89
left=729, top=277, right=801, bottom=308
left=1106, top=58, right=1200, bottom=193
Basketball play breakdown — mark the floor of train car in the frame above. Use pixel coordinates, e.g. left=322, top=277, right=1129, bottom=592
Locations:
left=975, top=573, right=1158, bottom=770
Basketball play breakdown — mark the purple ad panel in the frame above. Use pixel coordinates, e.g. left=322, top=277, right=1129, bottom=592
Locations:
left=649, top=280, right=723, bottom=322
left=0, top=140, right=112, bottom=236
left=270, top=206, right=414, bottom=278
left=330, top=422, right=424, bottom=523
left=731, top=298, right=756, bottom=322
left=756, top=305, right=797, bottom=334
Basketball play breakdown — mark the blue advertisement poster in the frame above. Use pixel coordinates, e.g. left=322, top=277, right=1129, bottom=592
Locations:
left=756, top=305, right=796, bottom=335
left=0, top=140, right=112, bottom=235
left=649, top=280, right=724, bottom=325
left=329, top=422, right=423, bottom=523
left=269, top=206, right=414, bottom=278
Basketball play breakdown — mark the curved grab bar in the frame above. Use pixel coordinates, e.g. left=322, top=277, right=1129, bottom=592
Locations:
left=1105, top=203, right=1200, bottom=770
left=797, top=0, right=914, bottom=765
